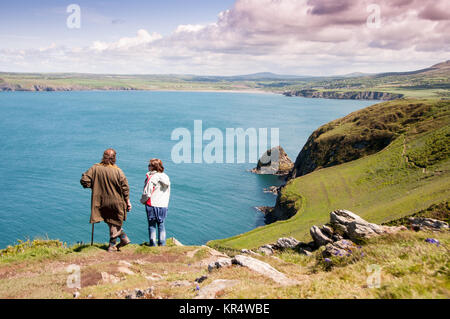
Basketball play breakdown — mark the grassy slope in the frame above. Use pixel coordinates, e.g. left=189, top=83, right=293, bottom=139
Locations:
left=1, top=231, right=449, bottom=299
left=209, top=99, right=450, bottom=250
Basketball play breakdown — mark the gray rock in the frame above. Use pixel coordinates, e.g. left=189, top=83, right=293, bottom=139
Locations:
left=408, top=217, right=449, bottom=231
left=275, top=237, right=300, bottom=249
left=251, top=146, right=293, bottom=176
left=320, top=225, right=334, bottom=237
left=208, top=257, right=233, bottom=272
left=171, top=237, right=184, bottom=246
left=194, top=279, right=239, bottom=299
left=330, top=209, right=391, bottom=241
left=232, top=255, right=299, bottom=286
left=297, top=248, right=312, bottom=256
left=195, top=275, right=208, bottom=284
left=124, top=287, right=154, bottom=299
left=257, top=244, right=274, bottom=256
left=171, top=280, right=192, bottom=287
left=240, top=249, right=259, bottom=256
left=322, top=240, right=358, bottom=258
left=310, top=225, right=333, bottom=247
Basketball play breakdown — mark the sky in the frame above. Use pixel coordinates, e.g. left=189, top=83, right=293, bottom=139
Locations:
left=0, top=0, right=448, bottom=75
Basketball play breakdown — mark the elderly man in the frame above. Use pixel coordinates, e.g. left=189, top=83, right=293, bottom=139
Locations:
left=80, top=149, right=132, bottom=252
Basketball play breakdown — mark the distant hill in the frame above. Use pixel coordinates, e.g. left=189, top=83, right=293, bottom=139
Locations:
left=1, top=60, right=449, bottom=99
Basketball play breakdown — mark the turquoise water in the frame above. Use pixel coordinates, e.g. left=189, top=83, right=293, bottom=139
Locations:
left=0, top=91, right=374, bottom=248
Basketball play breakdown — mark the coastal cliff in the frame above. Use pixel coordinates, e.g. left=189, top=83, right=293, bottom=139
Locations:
left=283, top=89, right=404, bottom=100
left=260, top=98, right=450, bottom=224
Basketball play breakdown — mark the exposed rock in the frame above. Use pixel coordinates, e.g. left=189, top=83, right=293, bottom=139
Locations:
left=202, top=246, right=229, bottom=258
left=255, top=206, right=273, bottom=215
left=73, top=291, right=80, bottom=299
left=263, top=186, right=280, bottom=195
left=240, top=249, right=259, bottom=256
left=310, top=225, right=333, bottom=247
left=321, top=225, right=334, bottom=238
left=170, top=237, right=184, bottom=246
left=408, top=217, right=449, bottom=231
left=284, top=90, right=403, bottom=101
left=117, top=266, right=135, bottom=275
left=171, top=280, right=192, bottom=287
left=208, top=257, right=233, bottom=272
left=195, top=275, right=208, bottom=284
left=251, top=146, right=293, bottom=176
left=275, top=237, right=300, bottom=249
left=257, top=244, right=274, bottom=256
left=322, top=240, right=358, bottom=258
left=330, top=209, right=406, bottom=241
left=232, top=255, right=299, bottom=286
left=101, top=272, right=120, bottom=284
left=133, top=259, right=148, bottom=265
left=146, top=273, right=163, bottom=281
left=194, top=279, right=239, bottom=299
left=119, top=287, right=154, bottom=299
left=118, top=260, right=132, bottom=267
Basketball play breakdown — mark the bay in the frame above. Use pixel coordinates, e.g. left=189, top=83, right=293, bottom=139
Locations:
left=0, top=91, right=374, bottom=248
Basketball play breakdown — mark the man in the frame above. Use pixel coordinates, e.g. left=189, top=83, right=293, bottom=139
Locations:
left=80, top=149, right=132, bottom=252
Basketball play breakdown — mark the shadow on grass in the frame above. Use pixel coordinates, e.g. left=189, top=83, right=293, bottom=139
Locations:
left=72, top=244, right=109, bottom=252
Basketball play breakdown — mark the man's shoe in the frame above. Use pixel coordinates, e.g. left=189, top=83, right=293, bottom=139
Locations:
left=116, top=233, right=131, bottom=251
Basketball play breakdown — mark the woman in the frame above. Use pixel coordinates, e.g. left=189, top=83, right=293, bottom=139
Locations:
left=140, top=158, right=171, bottom=246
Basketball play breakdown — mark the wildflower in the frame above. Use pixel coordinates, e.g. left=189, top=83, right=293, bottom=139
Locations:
left=324, top=258, right=331, bottom=263
left=425, top=238, right=440, bottom=246
left=195, top=284, right=200, bottom=291
left=361, top=252, right=365, bottom=257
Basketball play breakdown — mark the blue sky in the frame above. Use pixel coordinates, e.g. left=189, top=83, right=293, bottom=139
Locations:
left=0, top=0, right=235, bottom=49
left=0, top=0, right=448, bottom=75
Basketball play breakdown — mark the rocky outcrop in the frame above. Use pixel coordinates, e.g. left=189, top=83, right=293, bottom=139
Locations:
left=310, top=225, right=333, bottom=247
left=257, top=245, right=275, bottom=256
left=263, top=192, right=300, bottom=224
left=208, top=257, right=233, bottom=272
left=249, top=210, right=406, bottom=261
left=330, top=209, right=407, bottom=241
left=263, top=186, right=280, bottom=195
left=284, top=89, right=403, bottom=101
left=322, top=240, right=358, bottom=258
left=275, top=237, right=300, bottom=249
left=408, top=217, right=449, bottom=231
left=194, top=279, right=239, bottom=299
left=232, top=255, right=299, bottom=286
left=251, top=146, right=293, bottom=176
left=0, top=83, right=138, bottom=92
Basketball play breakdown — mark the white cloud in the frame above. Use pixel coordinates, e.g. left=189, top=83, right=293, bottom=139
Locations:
left=0, top=0, right=448, bottom=75
left=90, top=29, right=162, bottom=52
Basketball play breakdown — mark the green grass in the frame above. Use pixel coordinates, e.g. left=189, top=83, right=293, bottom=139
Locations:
left=209, top=99, right=450, bottom=250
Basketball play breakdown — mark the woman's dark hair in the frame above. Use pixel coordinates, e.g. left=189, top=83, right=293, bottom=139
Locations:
left=149, top=158, right=164, bottom=173
left=101, top=149, right=117, bottom=165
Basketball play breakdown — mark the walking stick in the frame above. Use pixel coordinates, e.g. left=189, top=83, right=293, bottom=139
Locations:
left=91, top=223, right=94, bottom=246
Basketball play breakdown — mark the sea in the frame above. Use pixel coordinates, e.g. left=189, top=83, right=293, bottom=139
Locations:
left=0, top=91, right=375, bottom=248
